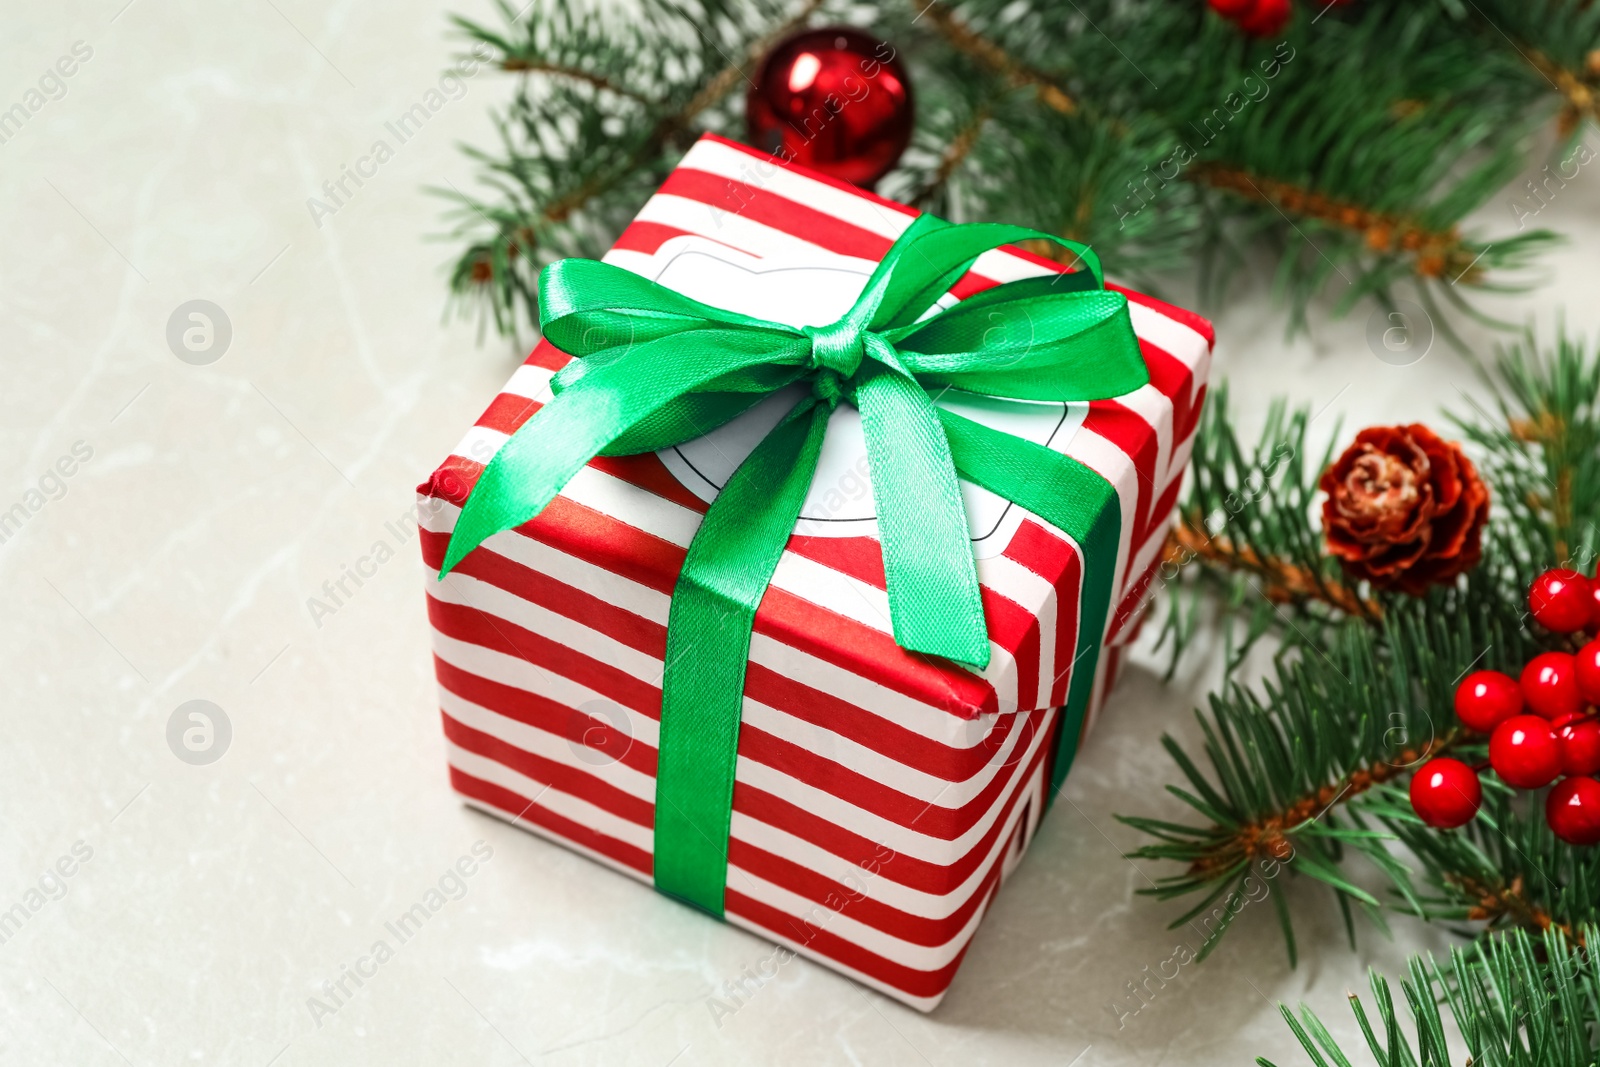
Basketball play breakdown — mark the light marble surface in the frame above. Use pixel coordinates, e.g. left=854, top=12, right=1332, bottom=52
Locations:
left=3, top=2, right=1599, bottom=1064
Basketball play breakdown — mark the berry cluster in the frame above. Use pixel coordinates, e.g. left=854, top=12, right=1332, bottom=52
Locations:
left=1409, top=569, right=1600, bottom=846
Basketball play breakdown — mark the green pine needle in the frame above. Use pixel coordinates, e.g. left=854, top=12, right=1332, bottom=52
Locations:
left=1259, top=926, right=1600, bottom=1066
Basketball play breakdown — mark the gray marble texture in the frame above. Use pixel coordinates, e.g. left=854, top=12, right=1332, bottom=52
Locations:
left=3, top=2, right=1599, bottom=1063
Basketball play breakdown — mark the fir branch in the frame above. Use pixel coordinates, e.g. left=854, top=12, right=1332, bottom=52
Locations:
left=1132, top=332, right=1600, bottom=967
left=444, top=0, right=1587, bottom=339
left=1384, top=769, right=1600, bottom=942
left=1121, top=599, right=1516, bottom=962
left=1453, top=0, right=1600, bottom=137
left=1453, top=329, right=1600, bottom=572
left=1262, top=925, right=1600, bottom=1067
left=1185, top=725, right=1462, bottom=884
left=909, top=0, right=1562, bottom=325
left=1174, top=3, right=1559, bottom=325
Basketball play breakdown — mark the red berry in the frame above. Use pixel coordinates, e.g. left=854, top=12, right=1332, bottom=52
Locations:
left=1576, top=639, right=1600, bottom=704
left=1236, top=0, right=1291, bottom=36
left=1529, top=569, right=1594, bottom=633
left=1207, top=0, right=1255, bottom=16
left=1521, top=652, right=1583, bottom=719
left=1589, top=577, right=1600, bottom=631
left=1546, top=776, right=1600, bottom=845
left=1408, top=758, right=1482, bottom=828
left=1453, top=670, right=1523, bottom=732
left=1490, top=715, right=1562, bottom=788
left=1558, top=717, right=1600, bottom=776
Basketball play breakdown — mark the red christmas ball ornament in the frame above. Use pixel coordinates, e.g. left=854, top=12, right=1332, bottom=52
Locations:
left=1588, top=574, right=1600, bottom=630
left=1489, top=715, right=1562, bottom=789
left=1529, top=568, right=1594, bottom=633
left=1236, top=0, right=1292, bottom=36
left=1207, top=0, right=1256, bottom=16
left=1558, top=716, right=1600, bottom=776
left=1521, top=651, right=1583, bottom=719
left=1453, top=669, right=1523, bottom=732
left=1408, top=758, right=1481, bottom=828
left=1546, top=776, right=1600, bottom=845
left=1576, top=638, right=1600, bottom=704
left=746, top=27, right=913, bottom=188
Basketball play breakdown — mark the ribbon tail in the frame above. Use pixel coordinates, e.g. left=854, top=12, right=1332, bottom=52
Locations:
left=653, top=398, right=832, bottom=915
left=855, top=353, right=990, bottom=669
left=938, top=409, right=1121, bottom=797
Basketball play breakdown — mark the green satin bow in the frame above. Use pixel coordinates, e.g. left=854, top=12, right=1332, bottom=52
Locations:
left=439, top=212, right=1147, bottom=916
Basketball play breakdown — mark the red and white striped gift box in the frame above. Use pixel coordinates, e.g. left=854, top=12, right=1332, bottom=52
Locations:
left=418, top=134, right=1212, bottom=1010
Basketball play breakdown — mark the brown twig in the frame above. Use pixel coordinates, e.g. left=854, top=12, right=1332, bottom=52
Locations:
left=1456, top=873, right=1587, bottom=950
left=1188, top=734, right=1459, bottom=880
left=1185, top=163, right=1485, bottom=283
left=1014, top=178, right=1096, bottom=258
left=659, top=0, right=830, bottom=135
left=1525, top=49, right=1600, bottom=138
left=1166, top=511, right=1383, bottom=620
left=909, top=104, right=991, bottom=206
left=919, top=0, right=1076, bottom=115
left=1509, top=411, right=1565, bottom=445
left=498, top=60, right=655, bottom=106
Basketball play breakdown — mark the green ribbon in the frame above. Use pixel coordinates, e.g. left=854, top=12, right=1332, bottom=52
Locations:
left=439, top=214, right=1146, bottom=915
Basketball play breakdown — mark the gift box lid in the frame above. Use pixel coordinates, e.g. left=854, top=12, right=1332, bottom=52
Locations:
left=422, top=133, right=1212, bottom=726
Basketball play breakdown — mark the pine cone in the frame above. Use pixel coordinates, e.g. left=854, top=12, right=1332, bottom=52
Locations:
left=1319, top=424, right=1488, bottom=596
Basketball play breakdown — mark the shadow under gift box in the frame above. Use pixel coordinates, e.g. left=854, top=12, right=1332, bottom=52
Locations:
left=417, top=133, right=1213, bottom=1011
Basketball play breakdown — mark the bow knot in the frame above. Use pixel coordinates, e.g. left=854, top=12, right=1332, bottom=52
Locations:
left=801, top=320, right=867, bottom=407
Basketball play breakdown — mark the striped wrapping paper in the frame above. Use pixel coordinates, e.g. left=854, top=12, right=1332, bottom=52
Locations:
left=418, top=134, right=1212, bottom=1010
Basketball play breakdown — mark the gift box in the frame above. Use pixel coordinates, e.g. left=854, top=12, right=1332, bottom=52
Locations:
left=418, top=133, right=1212, bottom=1010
